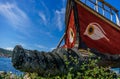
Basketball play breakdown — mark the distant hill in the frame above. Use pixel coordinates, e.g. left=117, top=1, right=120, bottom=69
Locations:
left=0, top=48, right=13, bottom=57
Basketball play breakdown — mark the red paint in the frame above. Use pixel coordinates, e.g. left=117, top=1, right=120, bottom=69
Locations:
left=76, top=3, right=120, bottom=54
left=65, top=10, right=76, bottom=48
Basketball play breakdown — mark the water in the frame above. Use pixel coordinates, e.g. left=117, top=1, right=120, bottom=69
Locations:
left=0, top=57, right=23, bottom=75
left=111, top=68, right=120, bottom=74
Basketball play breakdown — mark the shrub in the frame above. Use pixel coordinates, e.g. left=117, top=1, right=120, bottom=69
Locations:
left=24, top=56, right=118, bottom=79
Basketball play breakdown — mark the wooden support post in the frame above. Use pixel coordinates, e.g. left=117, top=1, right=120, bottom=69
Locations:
left=102, top=3, right=105, bottom=16
left=95, top=0, right=98, bottom=12
left=110, top=9, right=113, bottom=21
left=57, top=33, right=66, bottom=48
left=116, top=12, right=120, bottom=26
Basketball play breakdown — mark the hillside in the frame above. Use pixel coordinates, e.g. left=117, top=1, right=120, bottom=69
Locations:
left=0, top=48, right=12, bottom=57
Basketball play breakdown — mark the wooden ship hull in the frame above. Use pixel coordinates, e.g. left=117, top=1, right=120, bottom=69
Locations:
left=61, top=0, right=120, bottom=60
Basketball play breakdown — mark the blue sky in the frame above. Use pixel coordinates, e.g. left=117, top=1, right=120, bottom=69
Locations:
left=0, top=0, right=119, bottom=51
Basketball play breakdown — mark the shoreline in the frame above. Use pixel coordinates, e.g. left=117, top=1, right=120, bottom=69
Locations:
left=0, top=71, right=24, bottom=79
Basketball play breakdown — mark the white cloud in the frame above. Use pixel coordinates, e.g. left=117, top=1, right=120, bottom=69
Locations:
left=55, top=8, right=65, bottom=31
left=37, top=1, right=65, bottom=37
left=0, top=2, right=31, bottom=36
left=38, top=1, right=50, bottom=26
left=39, top=12, right=47, bottom=24
left=37, top=1, right=66, bottom=33
left=5, top=47, right=13, bottom=51
left=36, top=44, right=47, bottom=49
left=41, top=1, right=50, bottom=14
left=50, top=47, right=56, bottom=51
left=35, top=44, right=55, bottom=51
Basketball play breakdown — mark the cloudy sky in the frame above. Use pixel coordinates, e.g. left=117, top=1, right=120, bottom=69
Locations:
left=0, top=0, right=119, bottom=51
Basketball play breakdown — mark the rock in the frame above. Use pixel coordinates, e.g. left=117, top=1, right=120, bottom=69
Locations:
left=12, top=45, right=86, bottom=76
left=24, top=73, right=31, bottom=79
left=0, top=71, right=7, bottom=75
left=10, top=74, right=15, bottom=79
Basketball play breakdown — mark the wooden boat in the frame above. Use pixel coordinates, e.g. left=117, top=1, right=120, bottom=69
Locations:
left=58, top=0, right=120, bottom=60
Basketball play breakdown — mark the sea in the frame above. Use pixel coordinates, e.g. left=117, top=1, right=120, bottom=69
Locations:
left=0, top=57, right=23, bottom=75
left=0, top=57, right=120, bottom=75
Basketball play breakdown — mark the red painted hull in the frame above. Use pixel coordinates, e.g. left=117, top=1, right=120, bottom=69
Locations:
left=65, top=1, right=120, bottom=55
left=65, top=10, right=76, bottom=48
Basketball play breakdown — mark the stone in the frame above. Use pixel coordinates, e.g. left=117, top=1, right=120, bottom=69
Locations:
left=12, top=45, right=85, bottom=76
left=0, top=71, right=7, bottom=75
